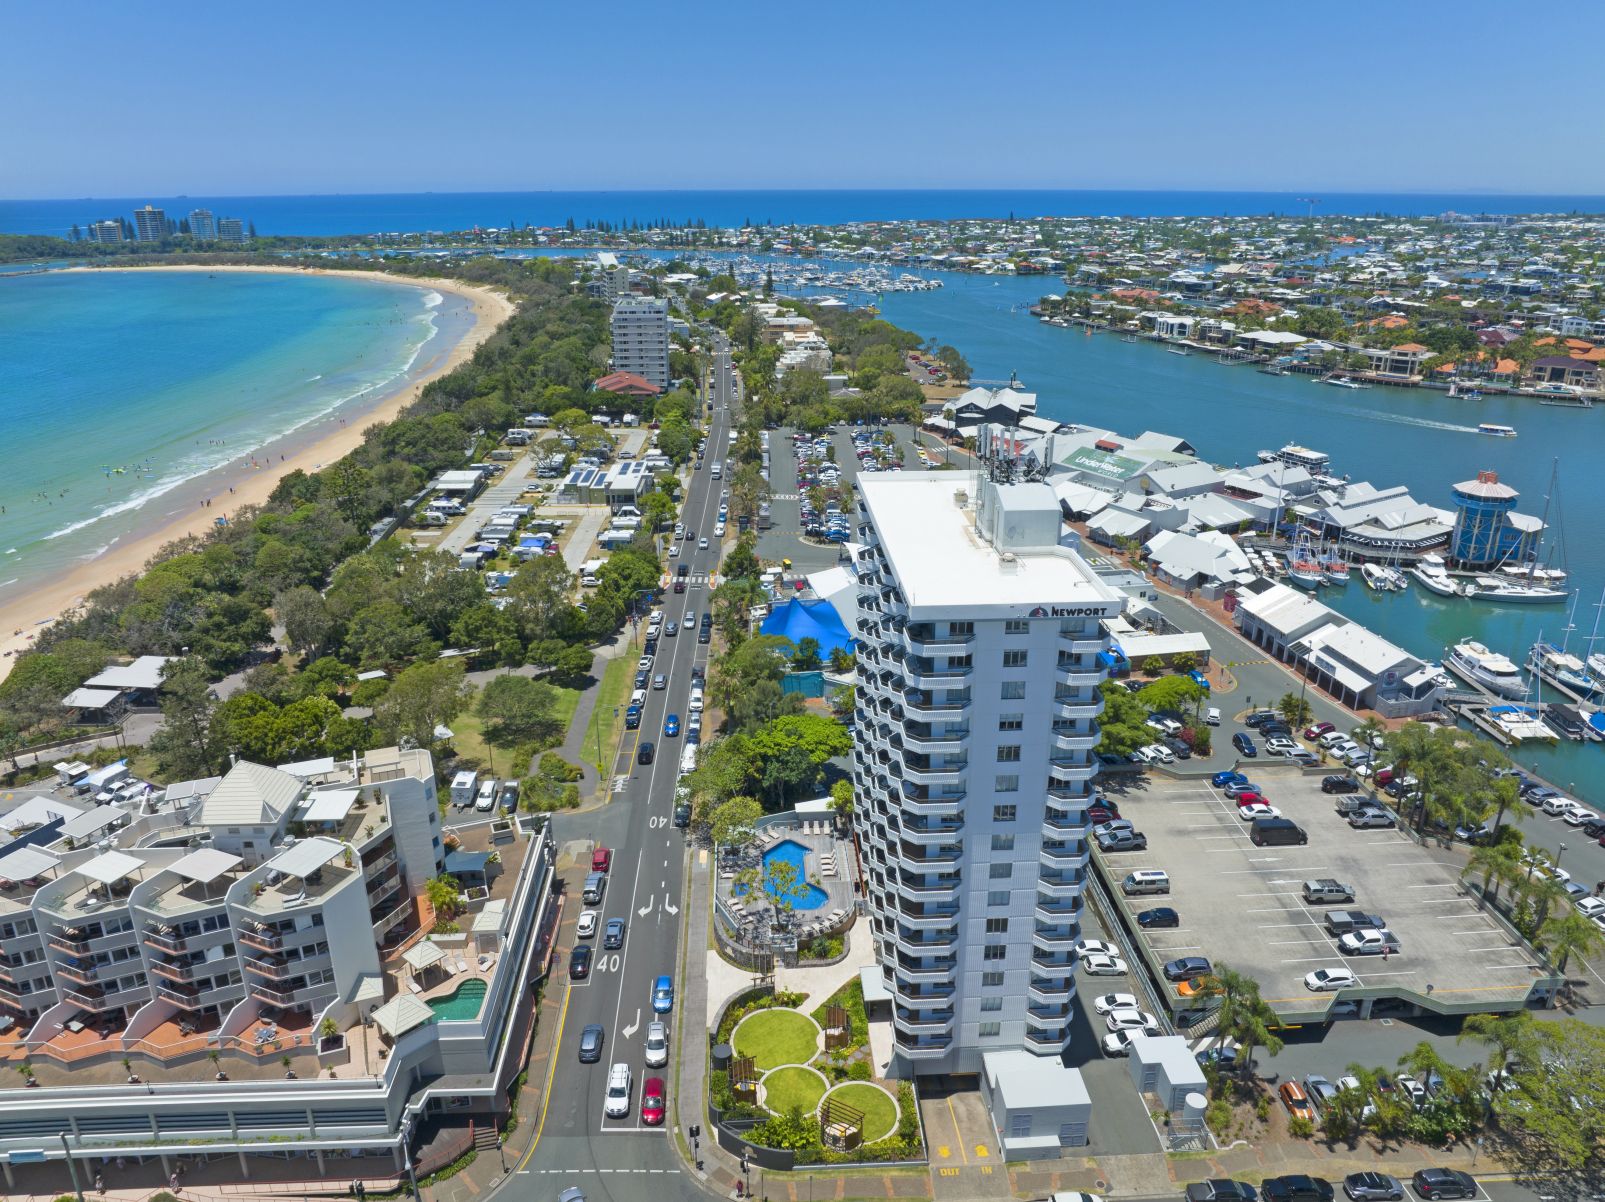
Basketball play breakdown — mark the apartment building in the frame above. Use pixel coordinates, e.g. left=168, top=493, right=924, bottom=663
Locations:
left=610, top=296, right=670, bottom=392
left=851, top=472, right=1120, bottom=1076
left=86, top=220, right=122, bottom=243
left=217, top=216, right=246, bottom=242
left=0, top=748, right=556, bottom=1189
left=133, top=204, right=168, bottom=242
left=187, top=208, right=218, bottom=239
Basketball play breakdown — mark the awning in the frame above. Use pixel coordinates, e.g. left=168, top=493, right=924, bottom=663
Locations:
left=369, top=993, right=435, bottom=1039
left=78, top=850, right=144, bottom=886
left=0, top=847, right=60, bottom=880
left=403, top=941, right=446, bottom=972
left=444, top=849, right=491, bottom=877
left=264, top=835, right=344, bottom=879
left=472, top=899, right=507, bottom=934
left=859, top=966, right=892, bottom=1004
left=168, top=847, right=243, bottom=884
left=61, top=687, right=121, bottom=710
left=300, top=788, right=359, bottom=823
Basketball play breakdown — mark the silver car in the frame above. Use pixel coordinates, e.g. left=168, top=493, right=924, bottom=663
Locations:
left=644, top=1020, right=669, bottom=1068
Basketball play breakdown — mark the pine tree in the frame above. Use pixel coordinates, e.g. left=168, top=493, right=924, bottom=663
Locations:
left=69, top=223, right=82, bottom=241
left=247, top=221, right=257, bottom=239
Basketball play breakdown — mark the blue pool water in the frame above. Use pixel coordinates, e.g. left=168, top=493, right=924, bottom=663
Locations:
left=427, top=977, right=486, bottom=1021
left=735, top=839, right=828, bottom=911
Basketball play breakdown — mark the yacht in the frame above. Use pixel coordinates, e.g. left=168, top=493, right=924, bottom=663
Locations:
left=1477, top=423, right=1518, bottom=437
left=1527, top=642, right=1603, bottom=699
left=1496, top=562, right=1568, bottom=586
left=1284, top=537, right=1326, bottom=589
left=1410, top=554, right=1463, bottom=598
left=1464, top=577, right=1569, bottom=605
left=1325, top=376, right=1366, bottom=389
left=1446, top=639, right=1529, bottom=698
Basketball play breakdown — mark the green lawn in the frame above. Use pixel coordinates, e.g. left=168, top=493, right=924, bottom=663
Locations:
left=822, top=1083, right=897, bottom=1142
left=760, top=1066, right=826, bottom=1116
left=580, top=655, right=632, bottom=777
left=452, top=679, right=582, bottom=778
left=731, top=1008, right=819, bottom=1071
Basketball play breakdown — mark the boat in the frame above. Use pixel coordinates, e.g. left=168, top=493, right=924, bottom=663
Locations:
left=1321, top=552, right=1350, bottom=586
left=1464, top=577, right=1569, bottom=604
left=1325, top=376, right=1365, bottom=389
left=1121, top=334, right=1139, bottom=344
left=1543, top=704, right=1589, bottom=742
left=1527, top=642, right=1603, bottom=699
left=1410, top=553, right=1463, bottom=597
left=1446, top=639, right=1530, bottom=698
left=1360, top=563, right=1404, bottom=592
left=1257, top=444, right=1332, bottom=474
left=1284, top=537, right=1326, bottom=589
left=1168, top=345, right=1191, bottom=356
left=1495, top=562, right=1568, bottom=586
left=1447, top=381, right=1483, bottom=400
left=1477, top=423, right=1517, bottom=437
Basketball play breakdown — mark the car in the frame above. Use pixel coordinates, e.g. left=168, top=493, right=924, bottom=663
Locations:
left=1187, top=1182, right=1258, bottom=1202
left=1096, top=829, right=1148, bottom=851
left=603, top=1063, right=632, bottom=1118
left=603, top=918, right=626, bottom=949
left=569, top=945, right=592, bottom=979
left=624, top=706, right=641, bottom=730
left=698, top=537, right=709, bottom=550
left=1104, top=1009, right=1160, bottom=1034
left=673, top=524, right=684, bottom=538
left=664, top=620, right=678, bottom=637
left=673, top=801, right=692, bottom=828
left=664, top=713, right=680, bottom=737
left=1576, top=896, right=1605, bottom=920
left=1093, top=992, right=1140, bottom=1014
left=1238, top=803, right=1282, bottom=822
left=1277, top=1083, right=1317, bottom=1123
left=1232, top=792, right=1270, bottom=808
left=640, top=1076, right=667, bottom=1126
left=1288, top=749, right=1322, bottom=767
left=652, top=673, right=667, bottom=690
left=1102, top=1029, right=1141, bottom=1057
left=1074, top=939, right=1119, bottom=959
left=667, top=543, right=680, bottom=558
left=1080, top=953, right=1128, bottom=976
left=1263, top=1177, right=1334, bottom=1202
left=1305, top=722, right=1336, bottom=740
left=1318, top=730, right=1349, bottom=749
left=1194, top=1045, right=1240, bottom=1071
left=592, top=848, right=612, bottom=873
left=1092, top=819, right=1134, bottom=838
left=1087, top=800, right=1121, bottom=824
left=1409, top=1169, right=1476, bottom=1200
left=1244, top=709, right=1280, bottom=728
left=1164, top=956, right=1212, bottom=981
left=576, top=910, right=598, bottom=939
left=1232, top=732, right=1258, bottom=757
left=1164, top=737, right=1193, bottom=760
left=637, top=741, right=655, bottom=765
left=1306, top=967, right=1359, bottom=992
left=633, top=668, right=650, bottom=689
left=1394, top=1073, right=1427, bottom=1108
left=577, top=1023, right=605, bottom=1063
left=1563, top=805, right=1600, bottom=827
left=1138, top=907, right=1180, bottom=929
left=1339, top=929, right=1400, bottom=956
left=651, top=974, right=674, bottom=1013
left=1337, top=1076, right=1379, bottom=1123
left=1224, top=782, right=1263, bottom=800
left=1264, top=737, right=1300, bottom=756
left=1348, top=808, right=1397, bottom=829
left=1322, top=775, right=1361, bottom=794
left=1176, top=975, right=1217, bottom=998
left=643, top=1020, right=669, bottom=1067
left=1206, top=706, right=1222, bottom=726
left=1212, top=770, right=1250, bottom=789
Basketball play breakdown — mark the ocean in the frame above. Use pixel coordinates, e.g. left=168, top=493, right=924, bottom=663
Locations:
left=5, top=189, right=1605, bottom=238
left=0, top=269, right=467, bottom=609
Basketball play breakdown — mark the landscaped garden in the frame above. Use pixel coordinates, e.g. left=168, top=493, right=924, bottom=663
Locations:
left=760, top=1065, right=828, bottom=1115
left=822, top=1082, right=898, bottom=1142
left=732, top=1007, right=820, bottom=1071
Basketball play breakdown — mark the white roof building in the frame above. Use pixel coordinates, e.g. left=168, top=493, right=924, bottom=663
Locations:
left=199, top=760, right=304, bottom=826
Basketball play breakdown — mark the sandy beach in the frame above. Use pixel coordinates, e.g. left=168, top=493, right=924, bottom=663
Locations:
left=0, top=264, right=516, bottom=679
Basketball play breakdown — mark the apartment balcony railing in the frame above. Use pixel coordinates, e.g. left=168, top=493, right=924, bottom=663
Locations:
left=53, top=959, right=101, bottom=987
left=1032, top=926, right=1079, bottom=952
left=1027, top=976, right=1074, bottom=1004
left=1024, top=1025, right=1070, bottom=1047
left=1060, top=634, right=1107, bottom=655
left=901, top=816, right=964, bottom=841
left=892, top=978, right=956, bottom=1002
left=47, top=930, right=92, bottom=956
left=1052, top=726, right=1101, bottom=753
left=140, top=926, right=197, bottom=955
left=901, top=724, right=968, bottom=752
left=242, top=955, right=298, bottom=980
left=1038, top=871, right=1086, bottom=898
left=893, top=1032, right=953, bottom=1054
left=899, top=784, right=965, bottom=815
left=903, top=663, right=973, bottom=691
left=147, top=958, right=200, bottom=985
left=1026, top=999, right=1073, bottom=1022
left=902, top=627, right=975, bottom=654
left=901, top=692, right=970, bottom=720
left=238, top=926, right=285, bottom=954
left=1035, top=896, right=1078, bottom=920
left=894, top=952, right=957, bottom=980
left=1040, top=842, right=1089, bottom=871
left=893, top=927, right=959, bottom=954
left=893, top=1007, right=955, bottom=1031
left=62, top=987, right=113, bottom=1012
left=895, top=841, right=962, bottom=867
left=1054, top=658, right=1103, bottom=687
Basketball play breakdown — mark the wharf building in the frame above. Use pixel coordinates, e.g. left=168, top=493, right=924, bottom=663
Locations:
left=0, top=747, right=556, bottom=1189
left=609, top=296, right=670, bottom=392
left=1449, top=471, right=1543, bottom=568
left=850, top=471, right=1119, bottom=1076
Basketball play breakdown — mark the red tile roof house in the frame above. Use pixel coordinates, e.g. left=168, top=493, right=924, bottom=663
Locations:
left=591, top=370, right=660, bottom=398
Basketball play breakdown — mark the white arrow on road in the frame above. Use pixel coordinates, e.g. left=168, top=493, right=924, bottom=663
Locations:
left=638, top=896, right=656, bottom=917
left=664, top=896, right=679, bottom=915
left=623, top=1009, right=641, bottom=1039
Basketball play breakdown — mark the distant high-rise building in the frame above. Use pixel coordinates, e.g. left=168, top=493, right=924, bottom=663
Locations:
left=609, top=297, right=670, bottom=392
left=87, top=219, right=123, bottom=243
left=596, top=252, right=631, bottom=302
left=217, top=217, right=247, bottom=242
left=133, top=204, right=167, bottom=243
left=188, top=209, right=218, bottom=239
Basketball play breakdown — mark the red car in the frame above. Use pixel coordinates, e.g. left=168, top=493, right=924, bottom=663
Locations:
left=1234, top=792, right=1268, bottom=808
left=591, top=847, right=612, bottom=874
left=1304, top=722, right=1335, bottom=740
left=1088, top=802, right=1120, bottom=824
left=641, top=1076, right=666, bottom=1126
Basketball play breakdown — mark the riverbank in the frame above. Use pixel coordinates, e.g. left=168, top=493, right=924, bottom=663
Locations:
left=0, top=265, right=515, bottom=679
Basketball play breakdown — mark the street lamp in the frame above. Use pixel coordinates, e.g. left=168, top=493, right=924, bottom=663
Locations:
left=58, top=1132, right=83, bottom=1202
left=400, top=1115, right=421, bottom=1202
left=1556, top=843, right=1569, bottom=875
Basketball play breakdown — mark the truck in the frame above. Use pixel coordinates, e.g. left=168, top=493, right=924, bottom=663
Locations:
left=710, top=462, right=723, bottom=480
left=449, top=770, right=479, bottom=809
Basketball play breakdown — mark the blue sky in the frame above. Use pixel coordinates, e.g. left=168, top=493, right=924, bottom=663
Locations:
left=6, top=0, right=1604, bottom=197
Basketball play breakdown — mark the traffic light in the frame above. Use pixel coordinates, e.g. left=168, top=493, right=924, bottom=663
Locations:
left=688, top=1124, right=700, bottom=1141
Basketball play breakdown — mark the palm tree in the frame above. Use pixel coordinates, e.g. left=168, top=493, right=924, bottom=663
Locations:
left=1462, top=841, right=1523, bottom=909
left=1541, top=911, right=1605, bottom=983
left=1351, top=716, right=1385, bottom=753
left=1457, top=1012, right=1535, bottom=1093
left=1210, top=965, right=1283, bottom=1078
left=1513, top=872, right=1569, bottom=941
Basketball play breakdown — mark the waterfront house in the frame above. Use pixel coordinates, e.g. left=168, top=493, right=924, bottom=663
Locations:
left=1530, top=355, right=1600, bottom=390
left=1360, top=342, right=1433, bottom=378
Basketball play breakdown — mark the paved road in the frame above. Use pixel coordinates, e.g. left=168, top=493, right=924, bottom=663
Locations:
left=513, top=341, right=732, bottom=1201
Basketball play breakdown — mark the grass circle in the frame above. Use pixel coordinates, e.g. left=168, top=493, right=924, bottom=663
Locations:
left=731, top=1008, right=821, bottom=1070
left=821, top=1081, right=898, bottom=1142
left=759, top=1064, right=828, bottom=1115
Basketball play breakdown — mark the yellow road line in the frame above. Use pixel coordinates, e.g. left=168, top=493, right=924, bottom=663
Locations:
left=518, top=980, right=573, bottom=1172
left=946, top=1097, right=968, bottom=1165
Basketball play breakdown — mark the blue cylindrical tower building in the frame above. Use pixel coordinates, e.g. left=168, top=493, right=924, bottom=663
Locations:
left=1450, top=471, right=1518, bottom=566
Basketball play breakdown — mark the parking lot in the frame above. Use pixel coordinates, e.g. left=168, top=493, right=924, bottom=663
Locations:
left=1097, top=768, right=1547, bottom=1021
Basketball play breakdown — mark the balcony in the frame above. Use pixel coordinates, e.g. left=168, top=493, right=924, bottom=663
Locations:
left=1024, top=1026, right=1070, bottom=1048
left=243, top=955, right=296, bottom=980
left=1055, top=656, right=1103, bottom=687
left=894, top=1007, right=955, bottom=1030
left=900, top=758, right=966, bottom=788
left=896, top=841, right=962, bottom=867
left=47, top=929, right=91, bottom=956
left=1048, top=760, right=1099, bottom=786
left=902, top=723, right=968, bottom=752
left=0, top=956, right=18, bottom=984
left=894, top=952, right=957, bottom=980
left=903, top=660, right=973, bottom=690
left=1036, top=895, right=1078, bottom=920
left=894, top=871, right=961, bottom=904
left=892, top=978, right=955, bottom=1002
left=1042, top=809, right=1086, bottom=836
left=62, top=986, right=113, bottom=1012
left=1026, top=999, right=1073, bottom=1022
left=1052, top=725, right=1101, bottom=753
left=894, top=928, right=959, bottom=954
left=900, top=784, right=965, bottom=815
left=147, top=958, right=199, bottom=985
left=53, top=959, right=100, bottom=987
left=1040, top=842, right=1089, bottom=871
left=903, top=626, right=974, bottom=654
left=1060, top=633, right=1107, bottom=655
left=1032, top=946, right=1077, bottom=971
left=901, top=816, right=964, bottom=842
left=1038, top=870, right=1085, bottom=898
left=1027, top=976, right=1073, bottom=1004
left=902, top=691, right=970, bottom=720
left=894, top=1032, right=953, bottom=1055
left=140, top=926, right=196, bottom=955
left=238, top=926, right=285, bottom=954
left=250, top=979, right=325, bottom=1008
left=1032, top=925, right=1079, bottom=953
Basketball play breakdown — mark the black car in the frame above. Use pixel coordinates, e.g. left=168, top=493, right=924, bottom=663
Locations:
left=1164, top=737, right=1193, bottom=761
left=1262, top=1176, right=1335, bottom=1202
left=1186, top=1182, right=1258, bottom=1202
left=637, top=741, right=655, bottom=765
left=634, top=669, right=650, bottom=689
left=1163, top=956, right=1213, bottom=982
left=624, top=706, right=641, bottom=730
left=1232, top=732, right=1258, bottom=757
left=577, top=1022, right=605, bottom=1062
left=698, top=628, right=711, bottom=644
left=1343, top=1173, right=1403, bottom=1202
left=1244, top=710, right=1280, bottom=728
left=1321, top=775, right=1361, bottom=794
left=691, top=666, right=705, bottom=686
left=604, top=918, right=626, bottom=949
left=673, top=801, right=692, bottom=829
left=569, top=945, right=592, bottom=979
left=1410, top=1170, right=1475, bottom=1201
left=1137, top=907, right=1180, bottom=929
left=643, top=638, right=658, bottom=657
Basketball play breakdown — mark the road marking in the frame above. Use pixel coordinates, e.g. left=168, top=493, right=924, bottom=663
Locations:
left=623, top=1008, right=641, bottom=1038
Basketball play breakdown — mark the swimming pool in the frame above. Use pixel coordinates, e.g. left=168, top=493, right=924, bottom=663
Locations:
left=427, top=977, right=487, bottom=1021
left=733, top=839, right=828, bottom=910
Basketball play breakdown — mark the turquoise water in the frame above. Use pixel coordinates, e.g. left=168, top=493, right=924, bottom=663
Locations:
left=427, top=977, right=487, bottom=1020
left=735, top=839, right=829, bottom=910
left=0, top=270, right=463, bottom=606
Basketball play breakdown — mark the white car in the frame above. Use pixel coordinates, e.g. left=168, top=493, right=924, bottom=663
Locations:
left=1395, top=1073, right=1428, bottom=1108
left=669, top=543, right=681, bottom=558
left=1074, top=939, right=1118, bottom=959
left=643, top=1020, right=669, bottom=1068
left=1238, top=803, right=1282, bottom=822
left=1092, top=992, right=1140, bottom=1015
left=1104, top=1009, right=1159, bottom=1034
left=1080, top=953, right=1128, bottom=976
left=1339, top=930, right=1399, bottom=956
left=604, top=1063, right=632, bottom=1118
left=698, top=538, right=709, bottom=550
left=673, top=524, right=684, bottom=538
left=1305, top=967, right=1358, bottom=992
left=576, top=910, right=598, bottom=939
left=715, top=522, right=726, bottom=537
left=1318, top=730, right=1349, bottom=749
left=1141, top=743, right=1174, bottom=764
left=1575, top=896, right=1605, bottom=920
left=1102, top=1029, right=1140, bottom=1057
left=1562, top=805, right=1599, bottom=827
left=1264, top=737, right=1299, bottom=756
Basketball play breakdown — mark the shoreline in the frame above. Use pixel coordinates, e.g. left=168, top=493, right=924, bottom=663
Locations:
left=0, top=264, right=516, bottom=679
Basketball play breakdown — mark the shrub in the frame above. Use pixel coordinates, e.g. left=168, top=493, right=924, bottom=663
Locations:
left=1288, top=1115, right=1315, bottom=1139
left=1205, top=1098, right=1233, bottom=1136
left=846, top=1059, right=873, bottom=1081
left=808, top=978, right=868, bottom=1052
left=896, top=1081, right=921, bottom=1149
left=538, top=750, right=583, bottom=781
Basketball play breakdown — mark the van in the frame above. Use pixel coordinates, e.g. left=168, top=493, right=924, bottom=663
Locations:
left=1302, top=879, right=1356, bottom=904
left=1250, top=817, right=1308, bottom=846
left=580, top=574, right=601, bottom=587
left=688, top=688, right=705, bottom=713
left=449, top=770, right=479, bottom=809
left=583, top=872, right=606, bottom=904
left=1122, top=869, right=1171, bottom=896
left=1323, top=910, right=1383, bottom=937
left=679, top=744, right=698, bottom=776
